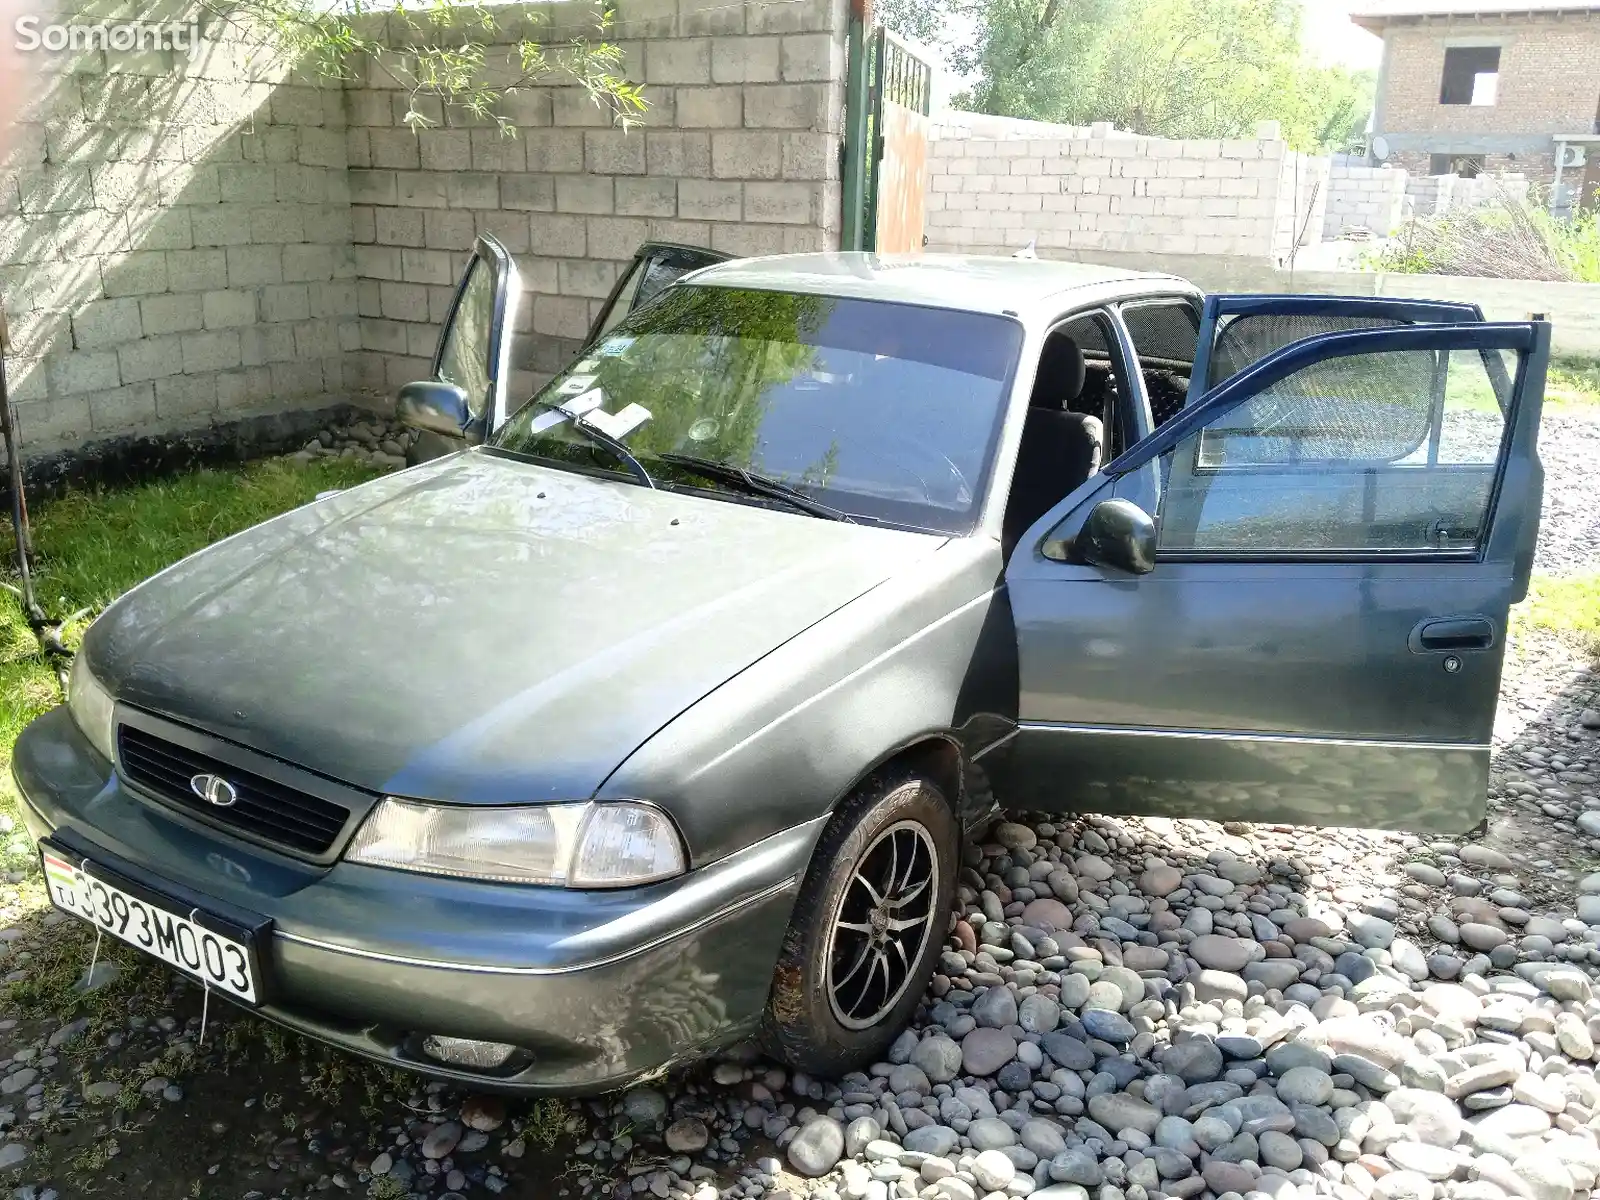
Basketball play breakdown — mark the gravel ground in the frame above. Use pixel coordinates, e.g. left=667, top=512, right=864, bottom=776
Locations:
left=0, top=414, right=1596, bottom=1200
left=1531, top=413, right=1600, bottom=575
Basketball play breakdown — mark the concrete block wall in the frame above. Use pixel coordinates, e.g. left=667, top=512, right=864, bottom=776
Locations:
left=1273, top=152, right=1330, bottom=261
left=0, top=28, right=357, bottom=457
left=1324, top=164, right=1410, bottom=239
left=1405, top=171, right=1530, bottom=218
left=2, top=0, right=847, bottom=461
left=345, top=0, right=847, bottom=401
left=924, top=125, right=1293, bottom=261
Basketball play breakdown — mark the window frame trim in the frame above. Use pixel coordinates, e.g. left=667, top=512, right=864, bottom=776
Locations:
left=1102, top=321, right=1538, bottom=565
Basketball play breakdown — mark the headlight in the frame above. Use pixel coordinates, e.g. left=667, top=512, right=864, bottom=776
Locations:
left=67, top=654, right=116, bottom=763
left=345, top=799, right=687, bottom=888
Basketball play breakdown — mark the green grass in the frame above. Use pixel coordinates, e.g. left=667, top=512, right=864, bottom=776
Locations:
left=1, top=458, right=385, bottom=795
left=1549, top=357, right=1600, bottom=410
left=1514, top=572, right=1600, bottom=657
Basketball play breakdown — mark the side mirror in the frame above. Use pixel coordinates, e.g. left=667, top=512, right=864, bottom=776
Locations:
left=398, top=380, right=477, bottom=440
left=1077, top=499, right=1157, bottom=575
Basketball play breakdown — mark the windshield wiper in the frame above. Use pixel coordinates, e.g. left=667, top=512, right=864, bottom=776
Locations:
left=528, top=400, right=654, bottom=489
left=656, top=453, right=853, bottom=522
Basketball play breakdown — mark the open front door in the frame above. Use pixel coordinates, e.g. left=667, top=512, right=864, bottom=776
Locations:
left=1003, top=311, right=1550, bottom=834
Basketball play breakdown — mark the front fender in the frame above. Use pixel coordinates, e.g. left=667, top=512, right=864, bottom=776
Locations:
left=599, top=538, right=1014, bottom=867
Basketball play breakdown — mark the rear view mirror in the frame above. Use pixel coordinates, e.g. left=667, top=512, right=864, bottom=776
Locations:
left=398, top=380, right=475, bottom=439
left=1077, top=499, right=1156, bottom=575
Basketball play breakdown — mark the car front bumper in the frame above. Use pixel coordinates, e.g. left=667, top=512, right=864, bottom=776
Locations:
left=12, top=705, right=820, bottom=1094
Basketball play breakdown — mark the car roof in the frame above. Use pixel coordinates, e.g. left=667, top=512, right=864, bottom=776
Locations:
left=685, top=252, right=1196, bottom=318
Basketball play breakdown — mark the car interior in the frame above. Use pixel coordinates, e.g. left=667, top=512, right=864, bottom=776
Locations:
left=1001, top=311, right=1122, bottom=556
left=1001, top=300, right=1204, bottom=558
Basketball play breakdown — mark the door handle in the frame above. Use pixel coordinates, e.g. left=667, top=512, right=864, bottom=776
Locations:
left=1414, top=617, right=1495, bottom=652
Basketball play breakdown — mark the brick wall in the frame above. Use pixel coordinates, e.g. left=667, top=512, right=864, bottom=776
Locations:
left=1370, top=10, right=1600, bottom=189
left=345, top=0, right=846, bottom=401
left=2, top=0, right=847, bottom=461
left=1377, top=12, right=1600, bottom=139
left=924, top=124, right=1308, bottom=265
left=1324, top=164, right=1410, bottom=238
left=0, top=24, right=356, bottom=456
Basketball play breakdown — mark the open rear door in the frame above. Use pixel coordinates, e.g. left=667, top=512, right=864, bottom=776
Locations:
left=585, top=243, right=731, bottom=348
left=1003, top=309, right=1549, bottom=834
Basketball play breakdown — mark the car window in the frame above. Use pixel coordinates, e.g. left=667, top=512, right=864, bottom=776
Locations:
left=1159, top=347, right=1513, bottom=555
left=1120, top=300, right=1199, bottom=429
left=1208, top=311, right=1405, bottom=390
left=437, top=258, right=495, bottom=418
left=492, top=286, right=1024, bottom=534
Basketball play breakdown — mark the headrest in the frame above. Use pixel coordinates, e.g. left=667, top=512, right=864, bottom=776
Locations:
left=1032, top=335, right=1086, bottom=410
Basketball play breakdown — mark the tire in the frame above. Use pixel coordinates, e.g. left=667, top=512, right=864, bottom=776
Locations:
left=764, top=767, right=959, bottom=1077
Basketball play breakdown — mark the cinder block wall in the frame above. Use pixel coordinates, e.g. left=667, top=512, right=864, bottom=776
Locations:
left=346, top=0, right=846, bottom=401
left=0, top=24, right=357, bottom=456
left=1324, top=164, right=1410, bottom=239
left=1, top=0, right=847, bottom=461
left=924, top=127, right=1296, bottom=263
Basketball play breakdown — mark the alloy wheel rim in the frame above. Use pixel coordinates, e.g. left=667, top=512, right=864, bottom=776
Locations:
left=825, top=818, right=939, bottom=1031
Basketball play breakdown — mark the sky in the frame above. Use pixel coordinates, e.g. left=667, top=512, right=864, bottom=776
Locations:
left=1302, top=1, right=1385, bottom=68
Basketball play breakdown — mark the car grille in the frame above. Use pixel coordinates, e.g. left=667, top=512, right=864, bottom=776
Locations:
left=117, top=725, right=351, bottom=856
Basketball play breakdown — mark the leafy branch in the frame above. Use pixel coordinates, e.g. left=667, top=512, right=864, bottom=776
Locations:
left=194, top=0, right=648, bottom=134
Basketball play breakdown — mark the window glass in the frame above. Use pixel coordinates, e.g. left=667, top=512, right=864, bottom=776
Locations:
left=492, top=287, right=1023, bottom=534
left=1122, top=302, right=1198, bottom=366
left=1209, top=311, right=1404, bottom=389
left=1160, top=347, right=1514, bottom=555
left=437, top=258, right=495, bottom=418
left=1122, top=301, right=1199, bottom=428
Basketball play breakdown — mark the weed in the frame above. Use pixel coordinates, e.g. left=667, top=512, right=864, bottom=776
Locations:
left=1514, top=572, right=1600, bottom=658
left=523, top=1098, right=569, bottom=1151
left=368, top=1175, right=409, bottom=1200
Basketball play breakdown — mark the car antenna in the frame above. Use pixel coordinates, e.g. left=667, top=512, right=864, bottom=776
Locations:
left=0, top=305, right=77, bottom=693
left=1013, top=238, right=1038, bottom=260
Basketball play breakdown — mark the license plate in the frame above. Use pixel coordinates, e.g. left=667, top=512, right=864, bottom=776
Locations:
left=41, top=849, right=258, bottom=1003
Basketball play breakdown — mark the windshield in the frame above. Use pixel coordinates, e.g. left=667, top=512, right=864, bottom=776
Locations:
left=490, top=286, right=1024, bottom=533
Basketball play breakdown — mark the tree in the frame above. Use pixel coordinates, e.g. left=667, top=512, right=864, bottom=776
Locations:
left=206, top=0, right=646, bottom=133
left=885, top=0, right=1374, bottom=152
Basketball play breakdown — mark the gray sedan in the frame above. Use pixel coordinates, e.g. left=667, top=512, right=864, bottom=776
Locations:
left=11, top=243, right=1548, bottom=1092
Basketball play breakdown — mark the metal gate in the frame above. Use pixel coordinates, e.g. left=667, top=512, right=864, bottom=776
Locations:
left=841, top=19, right=935, bottom=253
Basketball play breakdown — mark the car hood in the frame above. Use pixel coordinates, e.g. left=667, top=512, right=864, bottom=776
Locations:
left=87, top=451, right=946, bottom=803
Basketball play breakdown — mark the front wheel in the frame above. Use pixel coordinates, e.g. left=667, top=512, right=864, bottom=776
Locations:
left=764, top=768, right=958, bottom=1077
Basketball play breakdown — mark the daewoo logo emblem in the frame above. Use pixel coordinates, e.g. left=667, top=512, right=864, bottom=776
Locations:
left=190, top=774, right=238, bottom=808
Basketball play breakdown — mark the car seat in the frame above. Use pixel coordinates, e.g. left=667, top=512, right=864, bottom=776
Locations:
left=1004, top=335, right=1106, bottom=554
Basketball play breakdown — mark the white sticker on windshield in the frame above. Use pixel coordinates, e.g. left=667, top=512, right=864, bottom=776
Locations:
left=555, top=374, right=597, bottom=396
left=575, top=359, right=599, bottom=373
left=597, top=337, right=634, bottom=357
left=585, top=403, right=653, bottom=439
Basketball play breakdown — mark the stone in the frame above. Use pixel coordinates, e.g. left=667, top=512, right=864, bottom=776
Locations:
left=622, top=1089, right=669, bottom=1125
left=904, top=1125, right=959, bottom=1156
left=1018, top=993, right=1060, bottom=1034
left=912, top=1037, right=964, bottom=1083
left=1511, top=1151, right=1575, bottom=1200
left=460, top=1096, right=505, bottom=1132
left=1202, top=1161, right=1256, bottom=1195
left=1193, top=970, right=1249, bottom=1005
left=972, top=1150, right=1015, bottom=1191
left=1080, top=1009, right=1134, bottom=1044
left=1189, top=935, right=1255, bottom=971
left=666, top=1119, right=709, bottom=1153
left=972, top=986, right=1018, bottom=1029
left=1385, top=1140, right=1458, bottom=1180
left=993, top=822, right=1037, bottom=850
left=1139, top=865, right=1183, bottom=896
left=1348, top=913, right=1396, bottom=949
left=422, top=1122, right=463, bottom=1159
left=0, top=1144, right=27, bottom=1170
left=1258, top=1130, right=1302, bottom=1171
left=1049, top=1147, right=1104, bottom=1187
left=966, top=1118, right=1016, bottom=1150
left=1460, top=924, right=1508, bottom=952
left=1022, top=898, right=1073, bottom=931
left=1165, top=1039, right=1225, bottom=1084
left=787, top=1117, right=845, bottom=1177
left=1386, top=1089, right=1463, bottom=1148
left=1087, top=1093, right=1162, bottom=1137
left=961, top=1028, right=1018, bottom=1076
left=1275, top=1067, right=1335, bottom=1107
